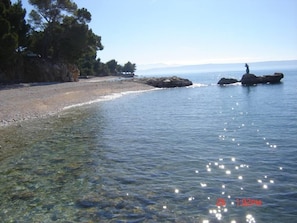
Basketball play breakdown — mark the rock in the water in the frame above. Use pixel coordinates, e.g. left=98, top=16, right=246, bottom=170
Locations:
left=241, top=73, right=284, bottom=85
left=139, top=76, right=192, bottom=88
left=240, top=73, right=259, bottom=85
left=217, top=78, right=239, bottom=85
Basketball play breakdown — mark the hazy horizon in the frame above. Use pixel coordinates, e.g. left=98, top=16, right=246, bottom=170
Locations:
left=136, top=59, right=297, bottom=75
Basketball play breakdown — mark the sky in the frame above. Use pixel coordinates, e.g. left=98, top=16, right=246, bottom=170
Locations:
left=16, top=0, right=297, bottom=69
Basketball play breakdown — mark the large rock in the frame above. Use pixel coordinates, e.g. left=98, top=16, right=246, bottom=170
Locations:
left=241, top=73, right=284, bottom=85
left=217, top=78, right=239, bottom=85
left=240, top=73, right=259, bottom=85
left=139, top=76, right=193, bottom=88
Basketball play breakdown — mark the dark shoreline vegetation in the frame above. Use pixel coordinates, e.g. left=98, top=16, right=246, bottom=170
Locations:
left=0, top=0, right=136, bottom=83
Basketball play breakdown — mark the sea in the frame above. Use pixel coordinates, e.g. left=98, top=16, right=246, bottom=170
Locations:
left=0, top=66, right=296, bottom=223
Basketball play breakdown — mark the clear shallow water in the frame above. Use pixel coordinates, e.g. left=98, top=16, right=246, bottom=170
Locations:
left=0, top=68, right=296, bottom=222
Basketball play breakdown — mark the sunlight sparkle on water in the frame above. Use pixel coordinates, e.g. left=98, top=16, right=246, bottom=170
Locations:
left=200, top=183, right=207, bottom=187
left=246, top=214, right=256, bottom=223
left=216, top=213, right=222, bottom=220
left=188, top=196, right=194, bottom=201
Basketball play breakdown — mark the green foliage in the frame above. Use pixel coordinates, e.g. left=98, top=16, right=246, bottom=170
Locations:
left=0, top=0, right=29, bottom=69
left=106, top=59, right=118, bottom=74
left=0, top=0, right=137, bottom=81
left=28, top=0, right=77, bottom=27
left=123, top=61, right=136, bottom=74
left=27, top=0, right=103, bottom=64
left=76, top=8, right=91, bottom=24
left=7, top=1, right=30, bottom=49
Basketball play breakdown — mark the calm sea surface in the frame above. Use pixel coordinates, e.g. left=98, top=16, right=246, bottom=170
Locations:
left=0, top=68, right=296, bottom=222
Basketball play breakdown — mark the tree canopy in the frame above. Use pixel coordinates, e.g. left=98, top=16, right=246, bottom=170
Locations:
left=27, top=0, right=103, bottom=62
left=0, top=0, right=29, bottom=68
left=0, top=0, right=136, bottom=81
left=123, top=61, right=136, bottom=74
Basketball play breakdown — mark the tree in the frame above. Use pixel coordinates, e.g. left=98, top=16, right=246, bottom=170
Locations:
left=122, top=61, right=136, bottom=74
left=106, top=59, right=118, bottom=74
left=28, top=0, right=77, bottom=29
left=28, top=0, right=103, bottom=62
left=7, top=0, right=30, bottom=50
left=78, top=53, right=96, bottom=76
left=0, top=0, right=29, bottom=69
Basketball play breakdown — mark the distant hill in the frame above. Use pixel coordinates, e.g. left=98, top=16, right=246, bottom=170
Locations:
left=137, top=60, right=297, bottom=75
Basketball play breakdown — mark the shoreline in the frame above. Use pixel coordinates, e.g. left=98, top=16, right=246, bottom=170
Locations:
left=0, top=76, right=155, bottom=127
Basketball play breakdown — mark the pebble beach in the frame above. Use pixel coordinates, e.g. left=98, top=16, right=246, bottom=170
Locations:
left=0, top=76, right=154, bottom=127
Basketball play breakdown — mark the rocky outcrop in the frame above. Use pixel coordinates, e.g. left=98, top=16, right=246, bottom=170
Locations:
left=138, top=76, right=193, bottom=88
left=217, top=78, right=239, bottom=85
left=240, top=73, right=284, bottom=85
left=218, top=73, right=284, bottom=86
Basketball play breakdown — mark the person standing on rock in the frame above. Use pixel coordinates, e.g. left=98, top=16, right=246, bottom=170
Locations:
left=245, top=63, right=250, bottom=74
